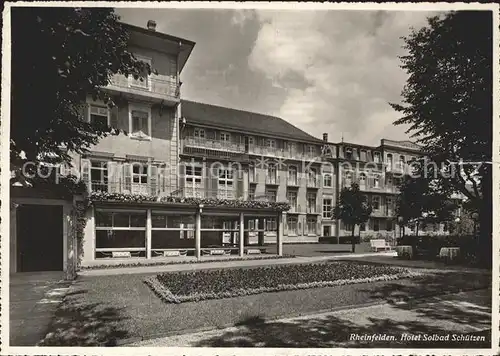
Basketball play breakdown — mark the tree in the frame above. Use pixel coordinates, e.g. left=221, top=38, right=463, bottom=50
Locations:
left=333, top=183, right=372, bottom=253
left=390, top=11, right=492, bottom=261
left=396, top=173, right=457, bottom=238
left=11, top=7, right=151, bottom=182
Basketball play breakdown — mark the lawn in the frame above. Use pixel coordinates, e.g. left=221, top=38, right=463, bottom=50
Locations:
left=145, top=261, right=421, bottom=304
left=37, top=262, right=491, bottom=346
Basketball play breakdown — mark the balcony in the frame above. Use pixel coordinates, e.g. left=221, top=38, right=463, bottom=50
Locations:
left=306, top=204, right=321, bottom=214
left=247, top=146, right=319, bottom=161
left=182, top=137, right=249, bottom=161
left=386, top=163, right=406, bottom=174
left=87, top=180, right=160, bottom=196
left=286, top=176, right=301, bottom=186
left=265, top=175, right=280, bottom=185
left=306, top=177, right=320, bottom=188
left=105, top=73, right=179, bottom=105
left=288, top=204, right=301, bottom=214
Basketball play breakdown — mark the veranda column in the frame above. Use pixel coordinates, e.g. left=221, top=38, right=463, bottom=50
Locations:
left=195, top=206, right=202, bottom=260
left=146, top=209, right=152, bottom=259
left=277, top=212, right=284, bottom=256
left=239, top=212, right=244, bottom=257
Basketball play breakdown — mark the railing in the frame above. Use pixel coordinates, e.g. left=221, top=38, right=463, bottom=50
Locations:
left=108, top=73, right=179, bottom=98
left=306, top=204, right=321, bottom=214
left=306, top=177, right=320, bottom=188
left=265, top=175, right=280, bottom=185
left=286, top=176, right=300, bottom=186
left=87, top=180, right=160, bottom=196
left=183, top=137, right=246, bottom=153
left=288, top=204, right=301, bottom=213
left=247, top=146, right=318, bottom=160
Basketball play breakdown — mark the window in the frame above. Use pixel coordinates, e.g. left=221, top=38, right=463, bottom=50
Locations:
left=130, top=55, right=151, bottom=88
left=265, top=188, right=277, bottom=202
left=288, top=166, right=298, bottom=185
left=386, top=219, right=393, bottom=231
left=185, top=165, right=203, bottom=197
left=360, top=150, right=367, bottom=161
left=360, top=223, right=366, bottom=232
left=95, top=210, right=147, bottom=258
left=399, top=155, right=405, bottom=168
left=287, top=216, right=298, bottom=235
left=344, top=170, right=353, bottom=187
left=373, top=152, right=381, bottom=163
left=308, top=168, right=317, bottom=185
left=265, top=218, right=277, bottom=231
left=344, top=223, right=353, bottom=231
left=308, top=145, right=316, bottom=156
left=322, top=198, right=332, bottom=219
left=248, top=185, right=256, bottom=200
left=194, top=128, right=205, bottom=139
left=266, top=139, right=276, bottom=148
left=386, top=197, right=393, bottom=214
left=306, top=217, right=317, bottom=234
left=151, top=213, right=196, bottom=247
left=218, top=168, right=233, bottom=199
left=359, top=173, right=366, bottom=188
left=372, top=196, right=380, bottom=210
left=220, top=132, right=231, bottom=142
left=268, top=164, right=277, bottom=184
left=131, top=164, right=148, bottom=195
left=287, top=190, right=298, bottom=210
left=386, top=154, right=393, bottom=169
left=345, top=148, right=353, bottom=160
left=373, top=174, right=380, bottom=188
left=129, top=105, right=151, bottom=138
left=386, top=175, right=393, bottom=187
left=307, top=192, right=317, bottom=213
left=248, top=165, right=256, bottom=183
left=89, top=105, right=109, bottom=126
left=373, top=219, right=380, bottom=232
left=90, top=161, right=108, bottom=191
left=287, top=142, right=296, bottom=154
left=323, top=173, right=332, bottom=188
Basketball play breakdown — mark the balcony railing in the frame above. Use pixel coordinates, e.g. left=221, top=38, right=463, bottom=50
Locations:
left=247, top=146, right=318, bottom=160
left=306, top=204, right=321, bottom=214
left=306, top=177, right=320, bottom=188
left=87, top=180, right=160, bottom=196
left=287, top=203, right=301, bottom=213
left=183, top=137, right=246, bottom=153
left=107, top=73, right=179, bottom=99
left=287, top=176, right=300, bottom=186
left=265, top=175, right=280, bottom=185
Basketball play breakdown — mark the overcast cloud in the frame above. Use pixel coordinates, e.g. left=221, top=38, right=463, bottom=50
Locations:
left=116, top=8, right=440, bottom=146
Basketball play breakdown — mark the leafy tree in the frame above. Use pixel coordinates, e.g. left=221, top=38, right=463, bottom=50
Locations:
left=11, top=7, right=151, bottom=183
left=390, top=11, right=492, bottom=261
left=396, top=173, right=457, bottom=237
left=333, top=183, right=372, bottom=253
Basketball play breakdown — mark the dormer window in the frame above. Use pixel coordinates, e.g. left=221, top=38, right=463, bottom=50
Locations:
left=266, top=139, right=276, bottom=148
left=345, top=147, right=353, bottom=160
left=220, top=132, right=231, bottom=142
left=194, top=128, right=205, bottom=139
left=373, top=152, right=381, bottom=163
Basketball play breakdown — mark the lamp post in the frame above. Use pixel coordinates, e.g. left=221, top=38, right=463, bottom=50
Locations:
left=398, top=216, right=404, bottom=240
left=454, top=217, right=461, bottom=239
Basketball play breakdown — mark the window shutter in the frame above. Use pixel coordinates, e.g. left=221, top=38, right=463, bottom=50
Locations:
left=83, top=103, right=90, bottom=122
left=178, top=164, right=185, bottom=195
left=81, top=159, right=91, bottom=192
left=316, top=220, right=321, bottom=235
left=149, top=165, right=158, bottom=195
left=107, top=161, right=118, bottom=192
left=210, top=166, right=218, bottom=198
left=110, top=106, right=119, bottom=128
left=123, top=163, right=131, bottom=193
left=284, top=216, right=288, bottom=236
left=236, top=174, right=244, bottom=199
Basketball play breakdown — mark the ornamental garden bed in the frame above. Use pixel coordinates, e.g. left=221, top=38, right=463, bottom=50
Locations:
left=144, top=261, right=423, bottom=304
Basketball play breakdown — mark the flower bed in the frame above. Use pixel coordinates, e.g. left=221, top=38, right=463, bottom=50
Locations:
left=144, top=261, right=423, bottom=304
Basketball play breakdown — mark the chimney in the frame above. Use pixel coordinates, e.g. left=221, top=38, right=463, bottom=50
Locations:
left=323, top=133, right=328, bottom=142
left=147, top=20, right=157, bottom=31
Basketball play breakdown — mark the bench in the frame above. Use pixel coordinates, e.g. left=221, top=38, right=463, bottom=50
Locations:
left=246, top=248, right=262, bottom=255
left=370, top=239, right=393, bottom=252
left=163, top=250, right=188, bottom=257
left=202, top=249, right=232, bottom=256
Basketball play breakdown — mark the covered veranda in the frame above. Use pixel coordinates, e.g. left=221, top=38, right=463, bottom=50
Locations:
left=82, top=201, right=285, bottom=267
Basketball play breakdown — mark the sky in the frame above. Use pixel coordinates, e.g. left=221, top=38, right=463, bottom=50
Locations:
left=117, top=8, right=441, bottom=146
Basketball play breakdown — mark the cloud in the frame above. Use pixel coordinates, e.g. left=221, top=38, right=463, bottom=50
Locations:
left=248, top=10, right=439, bottom=145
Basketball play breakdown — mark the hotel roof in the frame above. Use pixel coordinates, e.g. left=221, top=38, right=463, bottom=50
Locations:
left=181, top=100, right=324, bottom=144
